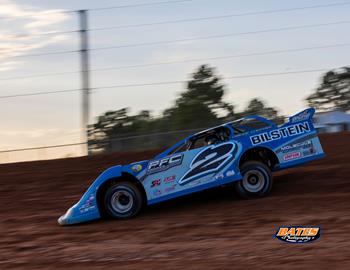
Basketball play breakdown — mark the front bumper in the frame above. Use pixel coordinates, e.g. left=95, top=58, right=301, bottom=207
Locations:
left=57, top=207, right=73, bottom=225
left=58, top=205, right=101, bottom=226
left=57, top=194, right=101, bottom=226
left=58, top=165, right=124, bottom=226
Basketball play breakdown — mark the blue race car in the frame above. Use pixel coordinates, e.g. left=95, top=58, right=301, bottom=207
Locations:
left=58, top=108, right=325, bottom=225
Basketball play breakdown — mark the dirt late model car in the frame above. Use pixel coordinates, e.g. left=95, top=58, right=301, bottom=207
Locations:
left=58, top=108, right=325, bottom=225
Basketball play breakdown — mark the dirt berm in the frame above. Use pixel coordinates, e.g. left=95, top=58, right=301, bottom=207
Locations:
left=1, top=133, right=349, bottom=269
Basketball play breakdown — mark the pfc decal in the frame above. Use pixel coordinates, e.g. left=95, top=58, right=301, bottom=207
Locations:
left=274, top=226, right=321, bottom=243
left=164, top=175, right=176, bottom=183
left=131, top=164, right=143, bottom=172
left=250, top=122, right=310, bottom=146
left=79, top=194, right=96, bottom=214
left=147, top=153, right=183, bottom=174
left=283, top=152, right=301, bottom=161
left=179, top=142, right=237, bottom=186
left=151, top=179, right=161, bottom=188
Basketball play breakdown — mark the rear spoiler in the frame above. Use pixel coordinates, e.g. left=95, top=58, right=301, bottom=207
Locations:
left=288, top=108, right=315, bottom=123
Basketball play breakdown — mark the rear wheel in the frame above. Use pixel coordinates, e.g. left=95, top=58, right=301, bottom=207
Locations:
left=235, top=161, right=273, bottom=199
left=104, top=181, right=143, bottom=219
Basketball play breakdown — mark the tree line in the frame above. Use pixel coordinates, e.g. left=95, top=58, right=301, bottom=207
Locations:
left=88, top=65, right=350, bottom=152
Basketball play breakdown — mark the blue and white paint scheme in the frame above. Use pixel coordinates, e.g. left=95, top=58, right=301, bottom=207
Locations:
left=58, top=108, right=325, bottom=225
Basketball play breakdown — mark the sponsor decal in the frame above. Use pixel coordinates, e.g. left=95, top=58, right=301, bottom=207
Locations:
left=164, top=175, right=176, bottom=183
left=283, top=151, right=301, bottom=161
left=151, top=179, right=161, bottom=188
left=147, top=153, right=183, bottom=174
left=214, top=173, right=224, bottom=180
left=153, top=189, right=162, bottom=196
left=290, top=111, right=311, bottom=123
left=164, top=184, right=176, bottom=193
left=179, top=142, right=237, bottom=186
left=274, top=226, right=321, bottom=243
left=303, top=147, right=316, bottom=156
left=79, top=194, right=96, bottom=214
left=226, top=170, right=235, bottom=177
left=290, top=110, right=311, bottom=123
left=250, top=122, right=311, bottom=146
left=131, top=164, right=143, bottom=172
left=188, top=179, right=202, bottom=186
left=280, top=140, right=313, bottom=153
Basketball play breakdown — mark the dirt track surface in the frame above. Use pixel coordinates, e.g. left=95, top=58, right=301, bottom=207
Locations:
left=1, top=133, right=350, bottom=269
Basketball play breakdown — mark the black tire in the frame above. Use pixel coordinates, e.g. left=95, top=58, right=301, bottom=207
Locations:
left=235, top=161, right=273, bottom=199
left=104, top=181, right=143, bottom=219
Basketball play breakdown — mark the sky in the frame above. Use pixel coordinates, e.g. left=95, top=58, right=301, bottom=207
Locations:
left=0, top=0, right=349, bottom=162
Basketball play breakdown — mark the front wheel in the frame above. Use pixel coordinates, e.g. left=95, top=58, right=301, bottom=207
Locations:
left=235, top=161, right=273, bottom=199
left=104, top=181, right=143, bottom=219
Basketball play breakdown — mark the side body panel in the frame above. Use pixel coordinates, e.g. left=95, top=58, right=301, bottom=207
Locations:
left=141, top=142, right=243, bottom=205
left=233, top=108, right=325, bottom=171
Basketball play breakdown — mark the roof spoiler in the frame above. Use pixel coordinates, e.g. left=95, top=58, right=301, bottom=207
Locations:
left=288, top=108, right=315, bottom=123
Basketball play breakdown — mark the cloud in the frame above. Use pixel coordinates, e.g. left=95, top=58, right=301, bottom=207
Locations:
left=0, top=128, right=81, bottom=153
left=0, top=128, right=82, bottom=162
left=0, top=60, right=22, bottom=71
left=0, top=128, right=80, bottom=138
left=0, top=0, right=70, bottom=66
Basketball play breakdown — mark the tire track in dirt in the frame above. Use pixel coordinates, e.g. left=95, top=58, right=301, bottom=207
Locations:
left=1, top=133, right=350, bottom=269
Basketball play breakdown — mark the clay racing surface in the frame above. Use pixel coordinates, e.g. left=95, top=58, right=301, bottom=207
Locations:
left=0, top=133, right=349, bottom=269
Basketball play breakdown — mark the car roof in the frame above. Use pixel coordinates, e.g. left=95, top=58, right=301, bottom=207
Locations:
left=156, top=115, right=275, bottom=159
left=192, top=115, right=275, bottom=138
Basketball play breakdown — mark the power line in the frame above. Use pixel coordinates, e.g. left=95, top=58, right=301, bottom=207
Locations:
left=1, top=29, right=79, bottom=40
left=0, top=142, right=86, bottom=154
left=92, top=68, right=332, bottom=90
left=4, top=49, right=79, bottom=58
left=0, top=0, right=191, bottom=20
left=5, top=20, right=350, bottom=59
left=90, top=1, right=350, bottom=31
left=90, top=43, right=350, bottom=70
left=0, top=10, right=74, bottom=20
left=5, top=1, right=350, bottom=39
left=225, top=68, right=330, bottom=79
left=0, top=71, right=80, bottom=81
left=0, top=88, right=80, bottom=99
left=1, top=43, right=348, bottom=81
left=88, top=0, right=192, bottom=12
left=0, top=67, right=334, bottom=100
left=90, top=20, right=350, bottom=50
left=0, top=127, right=203, bottom=154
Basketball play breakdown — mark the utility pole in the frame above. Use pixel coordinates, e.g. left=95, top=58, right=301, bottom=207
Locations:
left=79, top=10, right=90, bottom=155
